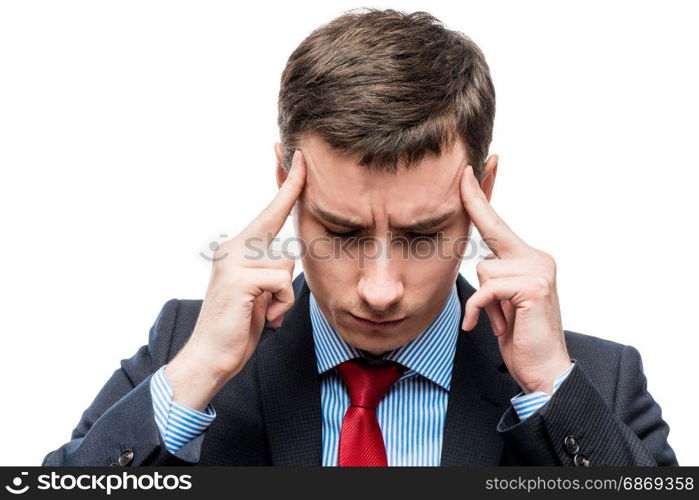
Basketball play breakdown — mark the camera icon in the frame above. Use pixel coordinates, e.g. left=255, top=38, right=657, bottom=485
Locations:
left=5, top=471, right=29, bottom=494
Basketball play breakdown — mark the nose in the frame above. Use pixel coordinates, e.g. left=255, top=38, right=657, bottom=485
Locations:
left=356, top=243, right=404, bottom=312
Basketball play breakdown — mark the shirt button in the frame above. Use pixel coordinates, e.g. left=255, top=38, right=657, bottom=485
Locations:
left=574, top=453, right=590, bottom=467
left=118, top=449, right=134, bottom=466
left=564, top=435, right=580, bottom=455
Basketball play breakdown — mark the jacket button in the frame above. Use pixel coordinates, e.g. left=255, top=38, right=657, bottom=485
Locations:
left=574, top=453, right=590, bottom=467
left=564, top=435, right=580, bottom=455
left=117, top=449, right=134, bottom=466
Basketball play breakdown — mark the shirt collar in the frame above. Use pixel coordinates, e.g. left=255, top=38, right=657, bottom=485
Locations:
left=309, top=282, right=460, bottom=391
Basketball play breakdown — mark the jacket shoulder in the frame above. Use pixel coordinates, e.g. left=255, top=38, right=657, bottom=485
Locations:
left=563, top=329, right=642, bottom=402
left=564, top=329, right=628, bottom=356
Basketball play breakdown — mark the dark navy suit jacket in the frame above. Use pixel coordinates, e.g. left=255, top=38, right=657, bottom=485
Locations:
left=42, top=273, right=678, bottom=466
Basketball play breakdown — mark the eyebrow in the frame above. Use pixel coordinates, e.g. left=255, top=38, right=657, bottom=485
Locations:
left=310, top=202, right=455, bottom=232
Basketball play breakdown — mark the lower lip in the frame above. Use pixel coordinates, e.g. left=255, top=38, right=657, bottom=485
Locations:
left=349, top=314, right=406, bottom=331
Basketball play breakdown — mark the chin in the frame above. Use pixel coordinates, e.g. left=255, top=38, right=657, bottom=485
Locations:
left=343, top=328, right=413, bottom=356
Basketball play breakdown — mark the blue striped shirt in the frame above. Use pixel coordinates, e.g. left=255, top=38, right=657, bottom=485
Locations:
left=311, top=283, right=460, bottom=465
left=149, top=364, right=216, bottom=454
left=149, top=283, right=573, bottom=461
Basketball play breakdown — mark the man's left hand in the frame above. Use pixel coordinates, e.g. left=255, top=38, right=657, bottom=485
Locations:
left=459, top=164, right=572, bottom=395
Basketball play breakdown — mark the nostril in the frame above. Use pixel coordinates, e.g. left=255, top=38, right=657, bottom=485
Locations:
left=357, top=289, right=404, bottom=312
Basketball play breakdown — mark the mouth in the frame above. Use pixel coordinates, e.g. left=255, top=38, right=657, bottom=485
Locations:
left=349, top=313, right=407, bottom=331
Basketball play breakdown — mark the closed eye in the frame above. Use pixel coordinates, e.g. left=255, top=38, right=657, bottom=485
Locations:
left=323, top=228, right=441, bottom=240
left=324, top=228, right=359, bottom=239
left=408, top=231, right=441, bottom=240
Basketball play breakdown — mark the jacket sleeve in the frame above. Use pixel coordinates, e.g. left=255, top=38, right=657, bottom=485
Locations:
left=41, top=299, right=207, bottom=466
left=496, top=345, right=678, bottom=466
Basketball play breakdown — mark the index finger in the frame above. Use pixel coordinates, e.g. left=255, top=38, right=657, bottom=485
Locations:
left=460, top=164, right=525, bottom=258
left=241, top=149, right=307, bottom=245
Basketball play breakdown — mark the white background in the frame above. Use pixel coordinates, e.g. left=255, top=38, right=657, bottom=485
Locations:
left=1, top=0, right=697, bottom=466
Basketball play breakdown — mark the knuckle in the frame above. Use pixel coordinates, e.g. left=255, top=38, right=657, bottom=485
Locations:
left=536, top=250, right=557, bottom=278
left=469, top=287, right=486, bottom=307
left=464, top=297, right=475, bottom=312
left=528, top=276, right=551, bottom=299
left=539, top=249, right=555, bottom=265
left=475, top=262, right=490, bottom=283
left=531, top=247, right=552, bottom=264
left=262, top=267, right=289, bottom=287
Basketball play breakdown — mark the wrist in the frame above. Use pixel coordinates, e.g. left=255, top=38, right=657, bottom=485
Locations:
left=521, top=357, right=573, bottom=395
left=165, top=350, right=231, bottom=412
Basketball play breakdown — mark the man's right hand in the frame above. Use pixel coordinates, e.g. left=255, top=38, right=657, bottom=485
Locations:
left=164, top=150, right=306, bottom=411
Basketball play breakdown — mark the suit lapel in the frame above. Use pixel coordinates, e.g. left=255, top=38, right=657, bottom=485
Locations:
left=257, top=273, right=323, bottom=465
left=440, top=274, right=520, bottom=465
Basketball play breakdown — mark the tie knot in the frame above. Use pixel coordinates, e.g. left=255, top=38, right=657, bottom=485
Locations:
left=336, top=358, right=406, bottom=409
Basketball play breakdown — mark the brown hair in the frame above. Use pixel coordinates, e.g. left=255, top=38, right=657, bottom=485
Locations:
left=277, top=8, right=495, bottom=180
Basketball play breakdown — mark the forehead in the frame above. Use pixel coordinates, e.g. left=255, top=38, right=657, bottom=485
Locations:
left=300, top=134, right=467, bottom=219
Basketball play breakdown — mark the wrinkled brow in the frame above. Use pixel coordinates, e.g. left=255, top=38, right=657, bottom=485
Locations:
left=309, top=201, right=455, bottom=232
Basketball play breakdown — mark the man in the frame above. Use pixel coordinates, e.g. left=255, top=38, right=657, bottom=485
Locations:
left=43, top=9, right=676, bottom=467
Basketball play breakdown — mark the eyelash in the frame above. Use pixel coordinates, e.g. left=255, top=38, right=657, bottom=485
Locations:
left=323, top=229, right=441, bottom=240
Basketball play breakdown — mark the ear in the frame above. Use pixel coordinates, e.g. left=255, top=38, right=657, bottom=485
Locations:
left=479, top=154, right=499, bottom=202
left=274, top=142, right=288, bottom=189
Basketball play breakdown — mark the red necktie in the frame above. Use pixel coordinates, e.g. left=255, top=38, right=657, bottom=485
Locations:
left=336, top=358, right=405, bottom=466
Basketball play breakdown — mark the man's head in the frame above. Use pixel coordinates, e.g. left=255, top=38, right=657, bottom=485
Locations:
left=274, top=9, right=498, bottom=355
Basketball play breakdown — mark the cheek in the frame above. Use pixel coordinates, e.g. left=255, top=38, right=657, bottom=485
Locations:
left=404, top=249, right=460, bottom=287
left=301, top=251, right=356, bottom=314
